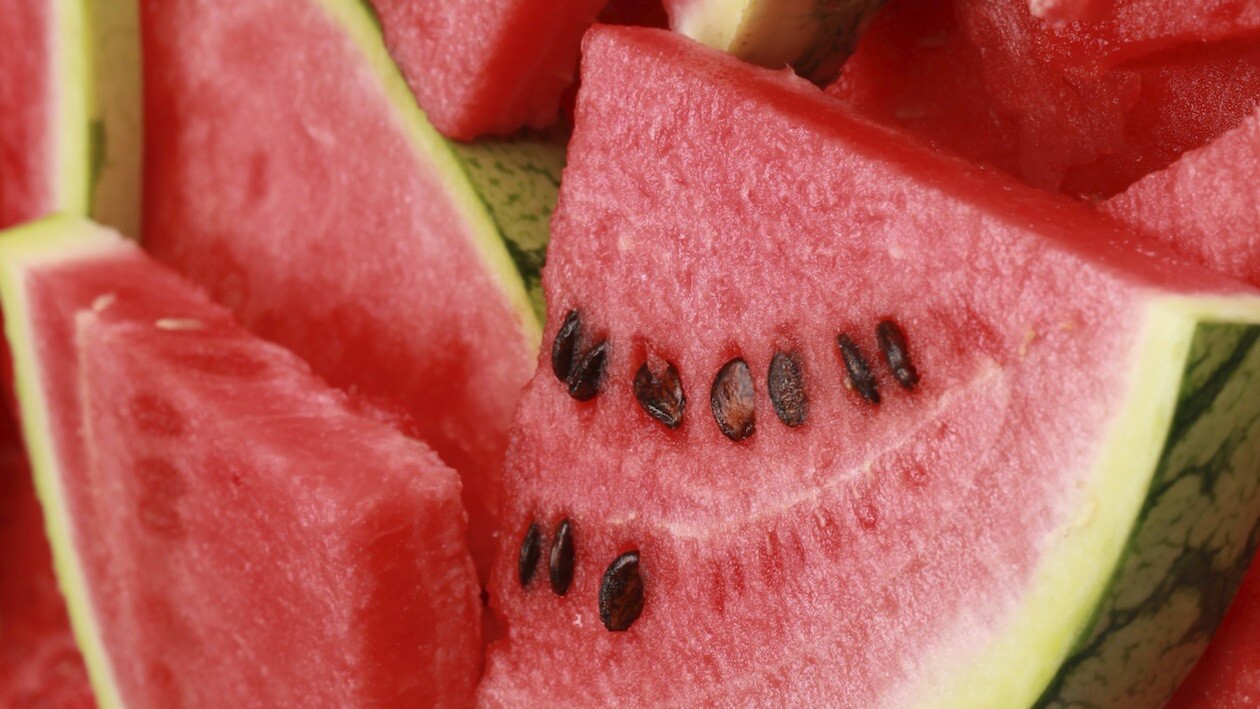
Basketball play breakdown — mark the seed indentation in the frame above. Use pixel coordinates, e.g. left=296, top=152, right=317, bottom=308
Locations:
left=634, top=361, right=686, bottom=429
left=876, top=320, right=919, bottom=390
left=518, top=521, right=542, bottom=587
left=549, top=518, right=575, bottom=596
left=567, top=340, right=608, bottom=401
left=710, top=358, right=756, bottom=441
left=838, top=334, right=880, bottom=404
left=551, top=310, right=582, bottom=382
left=768, top=351, right=808, bottom=427
left=600, top=551, right=644, bottom=632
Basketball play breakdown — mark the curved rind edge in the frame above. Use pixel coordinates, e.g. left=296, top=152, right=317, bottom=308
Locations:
left=0, top=216, right=129, bottom=709
left=312, top=0, right=545, bottom=344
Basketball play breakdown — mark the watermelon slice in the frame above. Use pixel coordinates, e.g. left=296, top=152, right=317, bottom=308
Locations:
left=662, top=0, right=886, bottom=83
left=0, top=0, right=140, bottom=233
left=829, top=0, right=1260, bottom=199
left=480, top=27, right=1260, bottom=706
left=1167, top=561, right=1260, bottom=708
left=0, top=408, right=91, bottom=708
left=0, top=217, right=482, bottom=707
left=143, top=0, right=560, bottom=574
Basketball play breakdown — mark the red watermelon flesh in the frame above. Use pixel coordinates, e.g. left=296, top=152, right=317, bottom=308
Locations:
left=830, top=0, right=1260, bottom=199
left=1, top=218, right=481, bottom=707
left=1102, top=108, right=1260, bottom=289
left=480, top=27, right=1260, bottom=706
left=0, top=0, right=54, bottom=229
left=1032, top=0, right=1260, bottom=63
left=142, top=0, right=543, bottom=575
left=365, top=0, right=607, bottom=139
left=1167, top=555, right=1260, bottom=708
left=0, top=408, right=92, bottom=709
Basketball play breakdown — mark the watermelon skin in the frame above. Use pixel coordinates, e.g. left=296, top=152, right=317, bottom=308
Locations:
left=365, top=0, right=606, bottom=139
left=829, top=0, right=1260, bottom=199
left=1168, top=556, right=1260, bottom=708
left=0, top=409, right=92, bottom=709
left=0, top=217, right=482, bottom=707
left=142, top=0, right=552, bottom=575
left=480, top=27, right=1260, bottom=707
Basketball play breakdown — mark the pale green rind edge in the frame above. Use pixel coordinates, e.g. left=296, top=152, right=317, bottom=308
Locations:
left=0, top=216, right=130, bottom=709
left=894, top=295, right=1260, bottom=708
left=83, top=0, right=143, bottom=237
left=672, top=0, right=886, bottom=83
left=313, top=0, right=543, bottom=344
left=51, top=0, right=90, bottom=217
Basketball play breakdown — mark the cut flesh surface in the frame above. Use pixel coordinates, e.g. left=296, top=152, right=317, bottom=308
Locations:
left=0, top=217, right=481, bottom=708
left=0, top=407, right=91, bottom=708
left=366, top=0, right=607, bottom=138
left=142, top=0, right=556, bottom=574
left=480, top=27, right=1260, bottom=707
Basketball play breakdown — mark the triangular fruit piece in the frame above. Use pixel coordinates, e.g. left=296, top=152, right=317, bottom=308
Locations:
left=143, top=0, right=560, bottom=574
left=1, top=217, right=481, bottom=707
left=0, top=407, right=91, bottom=707
left=481, top=27, right=1260, bottom=707
left=0, top=0, right=141, bottom=233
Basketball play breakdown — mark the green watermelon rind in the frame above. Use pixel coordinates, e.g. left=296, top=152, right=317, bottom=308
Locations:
left=900, top=298, right=1260, bottom=707
left=83, top=0, right=143, bottom=237
left=314, top=0, right=544, bottom=342
left=0, top=217, right=131, bottom=709
left=48, top=0, right=91, bottom=220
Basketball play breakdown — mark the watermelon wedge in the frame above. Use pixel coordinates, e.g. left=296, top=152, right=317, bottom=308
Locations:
left=0, top=0, right=141, bottom=233
left=480, top=27, right=1260, bottom=707
left=143, top=0, right=560, bottom=574
left=829, top=0, right=1260, bottom=199
left=662, top=0, right=886, bottom=83
left=1167, top=562, right=1260, bottom=708
left=0, top=408, right=91, bottom=708
left=0, top=217, right=482, bottom=707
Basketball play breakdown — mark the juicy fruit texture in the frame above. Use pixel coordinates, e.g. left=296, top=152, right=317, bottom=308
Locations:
left=366, top=0, right=606, bottom=139
left=1033, top=0, right=1260, bottom=58
left=480, top=27, right=1260, bottom=707
left=0, top=218, right=481, bottom=707
left=1168, top=557, right=1260, bottom=708
left=663, top=0, right=886, bottom=83
left=0, top=408, right=92, bottom=708
left=143, top=0, right=558, bottom=574
left=1103, top=108, right=1260, bottom=289
left=830, top=0, right=1260, bottom=199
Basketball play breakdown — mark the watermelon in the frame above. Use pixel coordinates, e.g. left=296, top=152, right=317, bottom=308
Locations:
left=1167, top=561, right=1260, bottom=707
left=479, top=27, right=1260, bottom=707
left=0, top=0, right=141, bottom=233
left=0, top=407, right=91, bottom=708
left=662, top=0, right=886, bottom=83
left=829, top=0, right=1260, bottom=199
left=1031, top=0, right=1260, bottom=62
left=0, top=216, right=482, bottom=707
left=142, top=0, right=561, bottom=574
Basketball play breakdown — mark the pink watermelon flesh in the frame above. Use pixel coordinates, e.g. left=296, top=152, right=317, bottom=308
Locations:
left=0, top=0, right=54, bottom=229
left=1167, top=553, right=1260, bottom=708
left=829, top=0, right=1260, bottom=199
left=1102, top=108, right=1260, bottom=289
left=142, top=0, right=538, bottom=575
left=1033, top=0, right=1260, bottom=61
left=0, top=408, right=92, bottom=709
left=365, top=0, right=607, bottom=139
left=480, top=27, right=1260, bottom=705
left=9, top=223, right=481, bottom=707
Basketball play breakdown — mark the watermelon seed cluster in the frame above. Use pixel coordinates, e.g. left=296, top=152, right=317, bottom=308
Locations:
left=634, top=360, right=686, bottom=429
left=517, top=517, right=645, bottom=631
left=551, top=310, right=608, bottom=401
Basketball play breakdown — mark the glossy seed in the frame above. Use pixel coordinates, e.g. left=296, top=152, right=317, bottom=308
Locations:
left=710, top=358, right=756, bottom=441
left=634, top=361, right=686, bottom=429
left=876, top=320, right=919, bottom=390
left=549, top=518, right=576, bottom=596
left=551, top=309, right=582, bottom=382
left=518, top=522, right=543, bottom=587
left=768, top=350, right=808, bottom=427
left=599, top=551, right=644, bottom=632
left=567, top=340, right=609, bottom=401
left=838, top=334, right=880, bottom=404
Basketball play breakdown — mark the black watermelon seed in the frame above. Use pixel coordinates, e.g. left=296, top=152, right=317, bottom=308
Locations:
left=710, top=358, right=756, bottom=441
left=518, top=521, right=542, bottom=587
left=549, top=518, right=575, bottom=597
left=599, top=551, right=644, bottom=632
left=768, top=350, right=809, bottom=427
left=567, top=340, right=608, bottom=401
left=837, top=334, right=880, bottom=405
left=876, top=320, right=919, bottom=390
left=634, top=361, right=686, bottom=429
left=551, top=310, right=582, bottom=382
